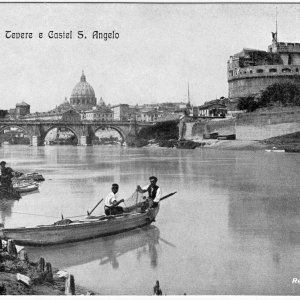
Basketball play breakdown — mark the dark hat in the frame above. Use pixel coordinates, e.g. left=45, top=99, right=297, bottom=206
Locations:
left=112, top=183, right=119, bottom=188
left=0, top=161, right=6, bottom=165
left=149, top=176, right=158, bottom=182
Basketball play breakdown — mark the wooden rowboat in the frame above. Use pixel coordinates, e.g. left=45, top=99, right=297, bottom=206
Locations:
left=265, top=147, right=285, bottom=153
left=265, top=149, right=285, bottom=153
left=13, top=183, right=39, bottom=193
left=0, top=206, right=159, bottom=246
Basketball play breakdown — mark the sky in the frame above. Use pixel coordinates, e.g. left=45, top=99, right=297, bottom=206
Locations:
left=1, top=3, right=300, bottom=112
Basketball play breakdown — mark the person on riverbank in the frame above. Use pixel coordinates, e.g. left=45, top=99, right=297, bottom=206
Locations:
left=153, top=280, right=162, bottom=295
left=137, top=176, right=161, bottom=209
left=104, top=183, right=125, bottom=216
left=0, top=161, right=14, bottom=189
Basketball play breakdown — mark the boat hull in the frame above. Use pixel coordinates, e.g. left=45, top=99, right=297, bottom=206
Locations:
left=14, top=183, right=39, bottom=193
left=0, top=207, right=159, bottom=246
left=265, top=149, right=285, bottom=153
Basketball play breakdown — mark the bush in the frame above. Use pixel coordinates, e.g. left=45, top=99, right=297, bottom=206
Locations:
left=237, top=96, right=259, bottom=112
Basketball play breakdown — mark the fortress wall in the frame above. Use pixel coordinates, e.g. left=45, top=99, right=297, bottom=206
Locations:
left=236, top=122, right=300, bottom=140
left=229, top=76, right=300, bottom=100
left=236, top=108, right=300, bottom=125
left=183, top=109, right=300, bottom=141
left=235, top=109, right=300, bottom=140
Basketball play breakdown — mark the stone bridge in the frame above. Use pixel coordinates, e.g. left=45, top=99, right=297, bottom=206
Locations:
left=0, top=120, right=154, bottom=146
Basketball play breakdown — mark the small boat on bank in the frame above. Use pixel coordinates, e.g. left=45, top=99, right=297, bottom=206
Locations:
left=16, top=172, right=45, bottom=182
left=265, top=147, right=285, bottom=153
left=12, top=178, right=39, bottom=193
left=0, top=207, right=159, bottom=246
left=13, top=182, right=39, bottom=193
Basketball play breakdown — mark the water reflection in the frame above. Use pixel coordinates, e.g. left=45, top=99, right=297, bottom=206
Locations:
left=0, top=199, right=17, bottom=223
left=28, top=225, right=160, bottom=270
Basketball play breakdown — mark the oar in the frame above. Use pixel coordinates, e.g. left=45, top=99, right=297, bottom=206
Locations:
left=159, top=237, right=176, bottom=248
left=160, top=191, right=177, bottom=202
left=87, top=198, right=103, bottom=216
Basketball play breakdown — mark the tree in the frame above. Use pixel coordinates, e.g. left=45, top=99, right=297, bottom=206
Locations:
left=237, top=96, right=258, bottom=112
left=258, top=82, right=300, bottom=107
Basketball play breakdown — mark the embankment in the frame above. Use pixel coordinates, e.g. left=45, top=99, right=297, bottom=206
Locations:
left=183, top=107, right=300, bottom=142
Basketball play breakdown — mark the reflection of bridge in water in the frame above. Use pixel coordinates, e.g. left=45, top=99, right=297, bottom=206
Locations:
left=0, top=120, right=154, bottom=146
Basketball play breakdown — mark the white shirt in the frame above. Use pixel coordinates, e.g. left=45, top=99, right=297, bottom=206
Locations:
left=105, top=191, right=118, bottom=207
left=142, top=184, right=162, bottom=203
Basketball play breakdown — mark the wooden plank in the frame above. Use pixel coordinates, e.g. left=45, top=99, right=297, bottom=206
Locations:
left=17, top=273, right=31, bottom=286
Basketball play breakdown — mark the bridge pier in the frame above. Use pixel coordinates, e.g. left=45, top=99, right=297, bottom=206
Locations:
left=31, top=136, right=44, bottom=146
left=78, top=136, right=92, bottom=146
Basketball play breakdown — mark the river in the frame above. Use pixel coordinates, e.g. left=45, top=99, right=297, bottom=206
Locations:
left=0, top=145, right=300, bottom=295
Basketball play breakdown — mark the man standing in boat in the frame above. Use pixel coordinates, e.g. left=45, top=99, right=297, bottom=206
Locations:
left=137, top=176, right=161, bottom=209
left=104, top=183, right=125, bottom=216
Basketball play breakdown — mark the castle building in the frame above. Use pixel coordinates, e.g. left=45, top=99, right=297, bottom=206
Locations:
left=69, top=71, right=97, bottom=109
left=227, top=33, right=300, bottom=108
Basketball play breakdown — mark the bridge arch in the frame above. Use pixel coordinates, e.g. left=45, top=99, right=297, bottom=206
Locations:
left=0, top=125, right=33, bottom=144
left=43, top=125, right=80, bottom=145
left=94, top=125, right=126, bottom=144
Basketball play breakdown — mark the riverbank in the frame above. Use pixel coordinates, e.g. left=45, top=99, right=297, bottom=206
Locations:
left=0, top=241, right=95, bottom=295
left=199, top=131, right=300, bottom=152
left=201, top=139, right=266, bottom=151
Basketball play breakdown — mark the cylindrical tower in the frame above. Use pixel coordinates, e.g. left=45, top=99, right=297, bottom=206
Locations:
left=227, top=37, right=300, bottom=108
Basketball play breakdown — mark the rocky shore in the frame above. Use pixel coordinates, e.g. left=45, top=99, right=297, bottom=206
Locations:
left=0, top=239, right=95, bottom=295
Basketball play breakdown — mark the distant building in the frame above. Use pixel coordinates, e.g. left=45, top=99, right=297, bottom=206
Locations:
left=198, top=98, right=227, bottom=117
left=0, top=110, right=10, bottom=120
left=140, top=109, right=163, bottom=122
left=227, top=33, right=300, bottom=108
left=85, top=106, right=113, bottom=121
left=111, top=104, right=131, bottom=121
left=69, top=71, right=97, bottom=110
left=4, top=102, right=30, bottom=119
left=16, top=101, right=30, bottom=118
left=20, top=108, right=81, bottom=122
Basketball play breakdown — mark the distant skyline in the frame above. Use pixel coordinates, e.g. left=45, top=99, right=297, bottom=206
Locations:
left=1, top=3, right=300, bottom=112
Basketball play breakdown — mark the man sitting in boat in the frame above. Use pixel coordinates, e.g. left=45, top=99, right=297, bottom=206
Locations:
left=104, top=183, right=125, bottom=216
left=137, top=176, right=161, bottom=209
left=0, top=161, right=14, bottom=189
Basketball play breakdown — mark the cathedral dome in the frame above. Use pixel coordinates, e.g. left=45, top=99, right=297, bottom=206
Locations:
left=70, top=71, right=97, bottom=107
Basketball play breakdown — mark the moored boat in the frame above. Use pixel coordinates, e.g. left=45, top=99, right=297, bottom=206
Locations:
left=0, top=206, right=159, bottom=246
left=265, top=147, right=285, bottom=153
left=16, top=172, right=45, bottom=182
left=13, top=183, right=39, bottom=193
left=12, top=178, right=39, bottom=193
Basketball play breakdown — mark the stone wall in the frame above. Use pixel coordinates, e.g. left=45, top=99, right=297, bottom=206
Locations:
left=184, top=119, right=236, bottom=140
left=183, top=108, right=300, bottom=141
left=236, top=122, right=300, bottom=140
left=235, top=108, right=300, bottom=140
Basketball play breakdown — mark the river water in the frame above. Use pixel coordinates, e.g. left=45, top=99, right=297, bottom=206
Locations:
left=0, top=145, right=300, bottom=295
